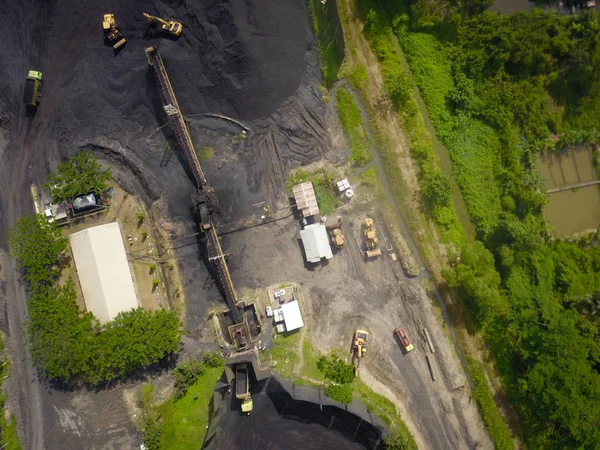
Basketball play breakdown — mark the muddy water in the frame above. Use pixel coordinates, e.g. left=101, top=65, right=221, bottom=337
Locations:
left=537, top=148, right=600, bottom=235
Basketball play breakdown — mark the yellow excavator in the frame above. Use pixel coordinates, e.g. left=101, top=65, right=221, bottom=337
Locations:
left=142, top=13, right=183, bottom=36
left=352, top=329, right=369, bottom=375
left=103, top=14, right=126, bottom=49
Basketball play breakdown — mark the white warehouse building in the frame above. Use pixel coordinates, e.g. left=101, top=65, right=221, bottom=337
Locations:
left=69, top=222, right=139, bottom=324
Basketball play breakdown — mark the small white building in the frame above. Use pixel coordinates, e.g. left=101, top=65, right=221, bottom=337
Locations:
left=280, top=300, right=304, bottom=332
left=69, top=222, right=139, bottom=324
left=300, top=223, right=333, bottom=263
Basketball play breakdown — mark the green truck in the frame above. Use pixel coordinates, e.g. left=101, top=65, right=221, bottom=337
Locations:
left=24, top=70, right=43, bottom=106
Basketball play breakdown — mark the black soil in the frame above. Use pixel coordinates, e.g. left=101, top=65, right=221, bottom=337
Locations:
left=204, top=375, right=384, bottom=450
left=0, top=0, right=342, bottom=448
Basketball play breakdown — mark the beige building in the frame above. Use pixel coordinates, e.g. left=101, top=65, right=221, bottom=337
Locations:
left=69, top=222, right=139, bottom=324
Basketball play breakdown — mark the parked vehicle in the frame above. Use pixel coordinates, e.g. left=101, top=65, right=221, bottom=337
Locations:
left=395, top=327, right=413, bottom=352
left=70, top=193, right=102, bottom=215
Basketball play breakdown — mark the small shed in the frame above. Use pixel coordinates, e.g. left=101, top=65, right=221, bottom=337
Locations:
left=300, top=223, right=333, bottom=263
left=281, top=300, right=304, bottom=332
left=292, top=182, right=319, bottom=217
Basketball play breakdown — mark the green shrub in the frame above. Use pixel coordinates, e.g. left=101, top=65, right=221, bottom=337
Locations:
left=317, top=355, right=355, bottom=384
left=45, top=150, right=111, bottom=203
left=173, top=360, right=206, bottom=399
left=325, top=383, right=353, bottom=404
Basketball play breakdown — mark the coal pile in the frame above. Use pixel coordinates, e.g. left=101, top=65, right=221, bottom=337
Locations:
left=204, top=374, right=386, bottom=450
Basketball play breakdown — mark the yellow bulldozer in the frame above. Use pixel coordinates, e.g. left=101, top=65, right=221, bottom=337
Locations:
left=352, top=329, right=369, bottom=375
left=363, top=218, right=382, bottom=257
left=142, top=13, right=183, bottom=36
left=363, top=218, right=377, bottom=248
left=102, top=14, right=126, bottom=49
left=328, top=216, right=345, bottom=249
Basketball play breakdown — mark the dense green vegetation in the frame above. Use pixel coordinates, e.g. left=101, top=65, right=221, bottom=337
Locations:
left=354, top=1, right=600, bottom=448
left=352, top=0, right=463, bottom=243
left=46, top=150, right=111, bottom=202
left=9, top=212, right=182, bottom=385
left=140, top=355, right=224, bottom=450
left=336, top=87, right=373, bottom=165
left=309, top=0, right=344, bottom=86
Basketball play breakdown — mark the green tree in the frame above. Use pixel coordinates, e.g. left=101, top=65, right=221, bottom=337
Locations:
left=173, top=360, right=206, bottom=399
left=45, top=150, right=111, bottom=202
left=317, top=355, right=355, bottom=384
left=443, top=241, right=507, bottom=325
left=422, top=171, right=452, bottom=210
left=8, top=214, right=67, bottom=286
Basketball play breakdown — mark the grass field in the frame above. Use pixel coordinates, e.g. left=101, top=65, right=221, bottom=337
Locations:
left=141, top=366, right=223, bottom=450
left=309, top=0, right=344, bottom=86
left=0, top=338, right=21, bottom=450
left=336, top=87, right=372, bottom=165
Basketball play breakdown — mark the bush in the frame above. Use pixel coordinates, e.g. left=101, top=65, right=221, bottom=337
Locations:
left=46, top=150, right=110, bottom=203
left=203, top=351, right=225, bottom=368
left=325, top=383, right=353, bottom=404
left=317, top=355, right=355, bottom=384
left=173, top=360, right=206, bottom=399
left=385, top=431, right=414, bottom=450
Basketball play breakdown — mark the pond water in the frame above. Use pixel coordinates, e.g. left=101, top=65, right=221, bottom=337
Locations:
left=537, top=148, right=600, bottom=235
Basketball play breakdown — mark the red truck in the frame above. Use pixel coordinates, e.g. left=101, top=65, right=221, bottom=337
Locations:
left=395, top=327, right=413, bottom=352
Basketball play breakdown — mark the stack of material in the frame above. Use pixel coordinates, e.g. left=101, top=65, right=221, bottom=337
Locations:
left=293, top=182, right=319, bottom=217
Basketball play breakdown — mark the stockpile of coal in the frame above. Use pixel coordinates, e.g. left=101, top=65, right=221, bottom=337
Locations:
left=204, top=374, right=386, bottom=450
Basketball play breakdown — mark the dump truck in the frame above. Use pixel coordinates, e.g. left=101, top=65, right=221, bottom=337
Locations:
left=352, top=329, right=369, bottom=374
left=235, top=363, right=253, bottom=414
left=102, top=14, right=126, bottom=49
left=24, top=70, right=43, bottom=107
left=142, top=13, right=183, bottom=36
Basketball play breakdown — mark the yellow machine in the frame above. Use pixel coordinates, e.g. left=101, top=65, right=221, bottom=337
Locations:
left=363, top=218, right=378, bottom=249
left=352, top=329, right=369, bottom=374
left=331, top=228, right=345, bottom=248
left=142, top=13, right=183, bottom=36
left=102, top=14, right=126, bottom=49
left=329, top=216, right=344, bottom=249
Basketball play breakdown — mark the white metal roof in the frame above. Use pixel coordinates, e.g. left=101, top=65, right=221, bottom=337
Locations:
left=292, top=182, right=319, bottom=217
left=300, top=223, right=333, bottom=263
left=69, top=222, right=139, bottom=324
left=281, top=300, right=304, bottom=332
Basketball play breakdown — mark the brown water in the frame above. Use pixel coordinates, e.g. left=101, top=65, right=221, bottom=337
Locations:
left=537, top=148, right=600, bottom=235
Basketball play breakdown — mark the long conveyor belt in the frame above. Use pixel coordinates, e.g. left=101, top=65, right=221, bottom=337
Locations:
left=145, top=46, right=241, bottom=323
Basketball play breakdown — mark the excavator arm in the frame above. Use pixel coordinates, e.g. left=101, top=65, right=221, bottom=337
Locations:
left=142, top=12, right=183, bottom=36
left=142, top=13, right=169, bottom=27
